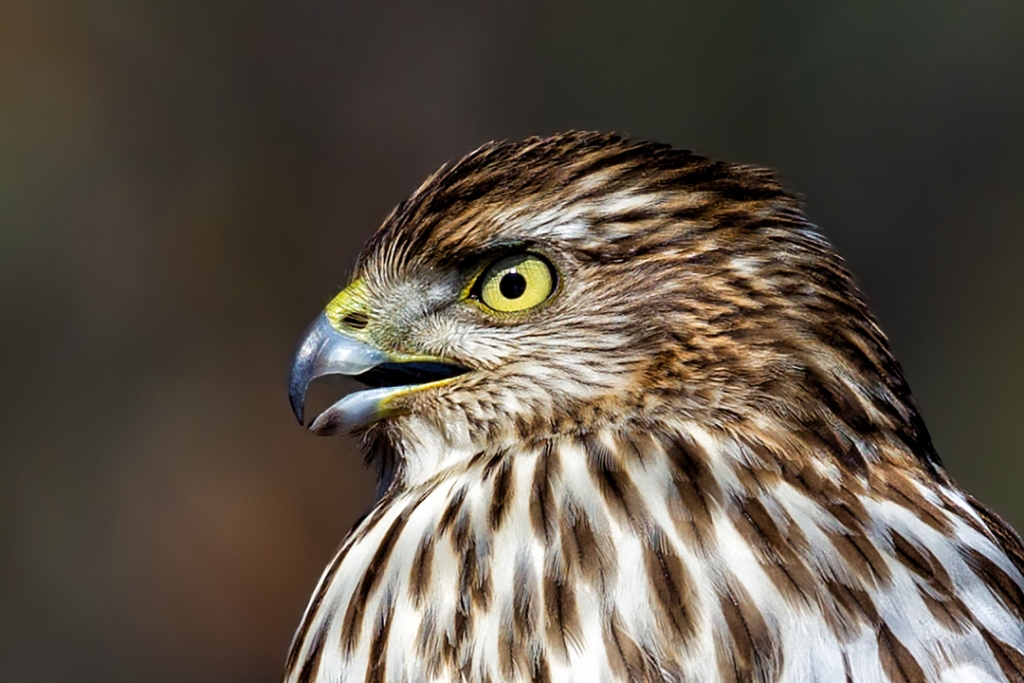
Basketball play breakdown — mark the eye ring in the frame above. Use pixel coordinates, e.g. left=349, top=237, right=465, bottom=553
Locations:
left=471, top=253, right=557, bottom=313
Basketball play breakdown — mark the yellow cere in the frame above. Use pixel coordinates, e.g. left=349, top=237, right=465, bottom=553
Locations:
left=479, top=254, right=554, bottom=312
left=324, top=279, right=371, bottom=332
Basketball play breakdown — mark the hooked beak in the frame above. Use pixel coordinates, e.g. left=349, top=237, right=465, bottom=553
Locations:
left=288, top=313, right=467, bottom=435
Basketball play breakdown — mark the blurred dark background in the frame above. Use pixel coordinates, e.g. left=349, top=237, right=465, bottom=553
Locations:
left=2, top=2, right=1023, bottom=681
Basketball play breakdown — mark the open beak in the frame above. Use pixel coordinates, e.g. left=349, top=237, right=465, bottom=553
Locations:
left=288, top=313, right=467, bottom=435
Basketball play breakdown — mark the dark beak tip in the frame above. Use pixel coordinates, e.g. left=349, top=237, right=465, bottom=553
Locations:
left=288, top=372, right=308, bottom=426
left=288, top=385, right=306, bottom=426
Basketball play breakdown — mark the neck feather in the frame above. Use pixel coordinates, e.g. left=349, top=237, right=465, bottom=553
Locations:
left=285, top=422, right=1024, bottom=683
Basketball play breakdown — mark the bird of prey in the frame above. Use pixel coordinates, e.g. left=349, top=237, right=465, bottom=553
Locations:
left=285, top=132, right=1024, bottom=683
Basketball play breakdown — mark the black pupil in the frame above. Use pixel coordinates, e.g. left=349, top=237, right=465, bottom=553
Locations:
left=499, top=271, right=528, bottom=299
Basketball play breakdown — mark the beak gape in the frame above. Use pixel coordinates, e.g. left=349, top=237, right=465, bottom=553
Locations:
left=288, top=313, right=469, bottom=435
left=287, top=313, right=388, bottom=427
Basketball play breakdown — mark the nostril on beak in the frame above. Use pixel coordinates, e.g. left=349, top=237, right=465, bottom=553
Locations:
left=341, top=312, right=369, bottom=330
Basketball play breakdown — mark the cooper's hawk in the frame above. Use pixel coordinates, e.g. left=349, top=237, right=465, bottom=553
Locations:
left=285, top=133, right=1024, bottom=682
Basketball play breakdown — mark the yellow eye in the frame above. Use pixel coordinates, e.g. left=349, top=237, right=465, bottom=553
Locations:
left=477, top=254, right=555, bottom=313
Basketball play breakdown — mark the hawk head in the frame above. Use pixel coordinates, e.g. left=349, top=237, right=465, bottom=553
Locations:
left=283, top=133, right=1024, bottom=683
left=289, top=132, right=936, bottom=489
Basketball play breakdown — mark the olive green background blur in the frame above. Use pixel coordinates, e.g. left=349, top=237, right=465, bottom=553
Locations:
left=2, top=2, right=1023, bottom=681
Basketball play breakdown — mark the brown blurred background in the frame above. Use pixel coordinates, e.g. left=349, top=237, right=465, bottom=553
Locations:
left=1, top=2, right=1023, bottom=681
